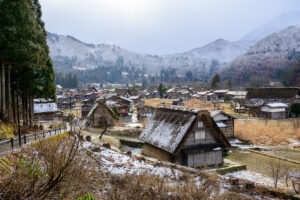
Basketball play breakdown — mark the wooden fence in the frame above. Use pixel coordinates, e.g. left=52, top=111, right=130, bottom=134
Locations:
left=0, top=127, right=69, bottom=153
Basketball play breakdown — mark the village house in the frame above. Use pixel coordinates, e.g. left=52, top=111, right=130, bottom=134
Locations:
left=86, top=99, right=117, bottom=127
left=114, top=88, right=131, bottom=98
left=136, top=102, right=156, bottom=121
left=261, top=103, right=288, bottom=119
left=212, top=90, right=229, bottom=102
left=209, top=110, right=235, bottom=138
left=57, top=98, right=76, bottom=110
left=130, top=96, right=142, bottom=105
left=224, top=91, right=247, bottom=102
left=145, top=85, right=160, bottom=99
left=34, top=99, right=63, bottom=122
left=99, top=95, right=134, bottom=122
left=81, top=98, right=96, bottom=117
left=198, top=91, right=211, bottom=101
left=172, top=99, right=184, bottom=106
left=106, top=100, right=132, bottom=122
left=106, top=94, right=133, bottom=108
left=139, top=106, right=230, bottom=168
left=245, top=87, right=300, bottom=117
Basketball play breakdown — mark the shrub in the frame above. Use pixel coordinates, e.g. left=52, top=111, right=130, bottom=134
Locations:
left=290, top=103, right=300, bottom=117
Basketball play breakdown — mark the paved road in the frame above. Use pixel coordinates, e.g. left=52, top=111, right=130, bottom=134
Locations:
left=0, top=126, right=70, bottom=154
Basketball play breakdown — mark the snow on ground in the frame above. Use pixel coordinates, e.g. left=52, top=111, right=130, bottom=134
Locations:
left=225, top=170, right=294, bottom=191
left=125, top=123, right=143, bottom=128
left=229, top=139, right=269, bottom=150
left=81, top=141, right=182, bottom=180
left=81, top=141, right=275, bottom=199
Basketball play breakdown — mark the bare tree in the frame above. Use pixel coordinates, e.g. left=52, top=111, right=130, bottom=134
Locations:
left=282, top=162, right=290, bottom=187
left=269, top=157, right=282, bottom=189
left=290, top=171, right=300, bottom=194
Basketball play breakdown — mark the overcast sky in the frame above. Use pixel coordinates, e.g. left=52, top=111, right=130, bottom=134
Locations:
left=40, top=0, right=300, bottom=55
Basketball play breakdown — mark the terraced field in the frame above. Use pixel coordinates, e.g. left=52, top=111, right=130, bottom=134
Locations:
left=264, top=149, right=300, bottom=162
left=226, top=148, right=300, bottom=178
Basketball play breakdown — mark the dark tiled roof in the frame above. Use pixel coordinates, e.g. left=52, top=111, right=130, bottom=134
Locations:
left=246, top=87, right=300, bottom=99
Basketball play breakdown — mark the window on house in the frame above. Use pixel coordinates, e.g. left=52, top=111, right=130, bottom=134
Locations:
left=198, top=121, right=203, bottom=128
left=195, top=130, right=205, bottom=140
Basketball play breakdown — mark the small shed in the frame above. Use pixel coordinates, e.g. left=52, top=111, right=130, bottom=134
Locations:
left=87, top=100, right=118, bottom=127
left=261, top=103, right=288, bottom=119
left=139, top=106, right=230, bottom=168
left=209, top=110, right=235, bottom=138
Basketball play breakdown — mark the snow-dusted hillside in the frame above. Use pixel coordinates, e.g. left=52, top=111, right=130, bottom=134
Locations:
left=47, top=32, right=245, bottom=79
left=241, top=11, right=300, bottom=43
left=222, top=25, right=300, bottom=83
left=180, top=39, right=249, bottom=63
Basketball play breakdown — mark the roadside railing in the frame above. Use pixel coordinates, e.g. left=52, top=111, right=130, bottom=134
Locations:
left=0, top=126, right=69, bottom=153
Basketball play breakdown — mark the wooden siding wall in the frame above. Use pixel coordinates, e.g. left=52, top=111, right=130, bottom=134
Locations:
left=222, top=119, right=234, bottom=138
left=187, top=150, right=223, bottom=167
left=142, top=144, right=171, bottom=162
left=183, top=119, right=217, bottom=146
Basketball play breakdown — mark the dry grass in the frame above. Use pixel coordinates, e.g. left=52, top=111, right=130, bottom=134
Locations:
left=141, top=117, right=149, bottom=127
left=106, top=173, right=251, bottom=200
left=0, top=136, right=275, bottom=199
left=0, top=136, right=92, bottom=199
left=115, top=118, right=126, bottom=126
left=0, top=121, right=15, bottom=139
left=235, top=119, right=300, bottom=146
left=144, top=98, right=174, bottom=108
left=184, top=99, right=214, bottom=110
left=63, top=108, right=82, bottom=118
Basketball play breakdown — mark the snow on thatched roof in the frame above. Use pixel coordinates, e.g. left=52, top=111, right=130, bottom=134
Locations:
left=139, top=108, right=196, bottom=154
left=139, top=106, right=230, bottom=154
left=87, top=99, right=118, bottom=120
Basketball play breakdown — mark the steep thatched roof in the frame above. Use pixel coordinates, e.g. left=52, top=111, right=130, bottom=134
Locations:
left=114, top=88, right=131, bottom=97
left=139, top=106, right=230, bottom=154
left=87, top=99, right=118, bottom=120
left=246, top=87, right=299, bottom=100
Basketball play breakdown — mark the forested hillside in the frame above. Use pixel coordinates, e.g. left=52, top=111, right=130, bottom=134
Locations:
left=221, top=26, right=300, bottom=86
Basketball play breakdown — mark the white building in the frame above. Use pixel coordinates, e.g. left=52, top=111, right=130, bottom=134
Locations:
left=261, top=103, right=288, bottom=119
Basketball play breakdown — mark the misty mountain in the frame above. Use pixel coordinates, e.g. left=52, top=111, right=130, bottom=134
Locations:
left=47, top=33, right=248, bottom=82
left=180, top=39, right=249, bottom=63
left=241, top=11, right=300, bottom=43
left=47, top=11, right=300, bottom=84
left=222, top=25, right=300, bottom=84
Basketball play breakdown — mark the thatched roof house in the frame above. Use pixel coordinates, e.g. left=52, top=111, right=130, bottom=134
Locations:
left=87, top=99, right=118, bottom=127
left=139, top=106, right=230, bottom=168
left=114, top=88, right=131, bottom=98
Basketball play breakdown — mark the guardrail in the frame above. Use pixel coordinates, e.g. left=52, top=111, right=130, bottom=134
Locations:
left=0, top=126, right=69, bottom=153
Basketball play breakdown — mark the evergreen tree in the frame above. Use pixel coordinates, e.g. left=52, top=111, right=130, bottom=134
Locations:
left=227, top=79, right=232, bottom=89
left=0, top=0, right=55, bottom=125
left=211, top=74, right=220, bottom=89
left=158, top=83, right=167, bottom=99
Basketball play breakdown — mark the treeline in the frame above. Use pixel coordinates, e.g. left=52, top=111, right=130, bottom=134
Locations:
left=55, top=72, right=78, bottom=89
left=280, top=59, right=300, bottom=87
left=0, top=0, right=55, bottom=126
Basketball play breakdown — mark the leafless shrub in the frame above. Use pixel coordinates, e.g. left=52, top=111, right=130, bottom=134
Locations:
left=269, top=157, right=282, bottom=189
left=215, top=192, right=252, bottom=200
left=290, top=171, right=300, bottom=194
left=0, top=136, right=92, bottom=199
